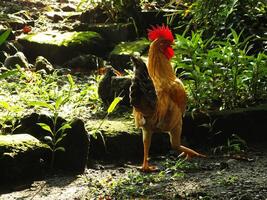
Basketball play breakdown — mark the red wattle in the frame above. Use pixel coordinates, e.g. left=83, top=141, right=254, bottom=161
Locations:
left=164, top=46, right=174, bottom=60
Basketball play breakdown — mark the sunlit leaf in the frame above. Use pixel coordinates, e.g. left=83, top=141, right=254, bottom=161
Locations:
left=0, top=69, right=19, bottom=80
left=55, top=95, right=64, bottom=110
left=0, top=101, right=10, bottom=110
left=28, top=101, right=55, bottom=110
left=37, top=123, right=53, bottom=135
left=67, top=74, right=75, bottom=89
left=56, top=123, right=71, bottom=134
left=107, top=97, right=123, bottom=114
left=0, top=29, right=11, bottom=46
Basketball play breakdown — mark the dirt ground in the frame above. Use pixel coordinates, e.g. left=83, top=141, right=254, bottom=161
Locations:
left=1, top=143, right=267, bottom=200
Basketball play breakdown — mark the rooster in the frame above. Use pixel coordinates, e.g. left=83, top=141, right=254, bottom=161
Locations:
left=130, top=25, right=205, bottom=172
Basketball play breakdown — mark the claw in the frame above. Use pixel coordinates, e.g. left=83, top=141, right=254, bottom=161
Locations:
left=178, top=150, right=206, bottom=160
left=140, top=165, right=158, bottom=173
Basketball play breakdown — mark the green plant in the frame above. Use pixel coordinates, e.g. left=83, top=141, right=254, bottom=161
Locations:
left=212, top=134, right=247, bottom=155
left=28, top=74, right=75, bottom=169
left=0, top=29, right=11, bottom=46
left=89, top=96, right=123, bottom=151
left=162, top=0, right=266, bottom=52
left=0, top=101, right=22, bottom=134
left=174, top=29, right=267, bottom=111
left=218, top=175, right=239, bottom=186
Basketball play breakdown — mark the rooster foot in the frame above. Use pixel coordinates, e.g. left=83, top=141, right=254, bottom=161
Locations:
left=178, top=151, right=206, bottom=160
left=140, top=165, right=158, bottom=173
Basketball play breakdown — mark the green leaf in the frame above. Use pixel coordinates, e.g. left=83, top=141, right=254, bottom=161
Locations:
left=28, top=101, right=55, bottom=110
left=55, top=146, right=65, bottom=152
left=107, top=96, right=123, bottom=114
left=230, top=28, right=239, bottom=45
left=0, top=101, right=10, bottom=110
left=44, top=136, right=53, bottom=144
left=55, top=95, right=64, bottom=110
left=55, top=133, right=67, bottom=145
left=0, top=69, right=19, bottom=80
left=37, top=123, right=53, bottom=135
left=67, top=74, right=75, bottom=89
left=56, top=123, right=71, bottom=134
left=0, top=29, right=11, bottom=46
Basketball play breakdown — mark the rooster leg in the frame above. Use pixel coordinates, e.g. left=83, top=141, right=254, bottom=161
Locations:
left=170, top=124, right=206, bottom=159
left=141, top=128, right=157, bottom=172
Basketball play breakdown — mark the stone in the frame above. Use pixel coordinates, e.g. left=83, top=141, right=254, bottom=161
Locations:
left=109, top=38, right=149, bottom=72
left=14, top=113, right=90, bottom=173
left=62, top=4, right=76, bottom=12
left=4, top=51, right=29, bottom=69
left=75, top=23, right=137, bottom=44
left=34, top=56, right=54, bottom=74
left=63, top=54, right=103, bottom=73
left=5, top=14, right=27, bottom=30
left=0, top=134, right=50, bottom=183
left=0, top=51, right=8, bottom=63
left=18, top=31, right=105, bottom=64
left=54, top=119, right=90, bottom=173
left=0, top=41, right=19, bottom=55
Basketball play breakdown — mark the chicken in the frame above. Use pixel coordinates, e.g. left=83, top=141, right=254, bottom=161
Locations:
left=130, top=25, right=205, bottom=172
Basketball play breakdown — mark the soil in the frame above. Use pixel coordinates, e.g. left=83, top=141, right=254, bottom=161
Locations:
left=1, top=143, right=267, bottom=199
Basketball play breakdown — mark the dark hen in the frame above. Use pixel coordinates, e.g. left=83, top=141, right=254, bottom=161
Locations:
left=98, top=66, right=131, bottom=106
left=129, top=56, right=157, bottom=116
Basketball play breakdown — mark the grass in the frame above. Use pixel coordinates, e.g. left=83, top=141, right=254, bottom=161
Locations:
left=83, top=158, right=200, bottom=199
left=0, top=67, right=104, bottom=135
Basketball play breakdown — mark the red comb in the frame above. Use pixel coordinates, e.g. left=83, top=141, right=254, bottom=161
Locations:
left=148, top=24, right=174, bottom=42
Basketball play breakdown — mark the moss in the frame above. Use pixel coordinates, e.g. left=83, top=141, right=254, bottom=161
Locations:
left=0, top=134, right=49, bottom=157
left=110, top=38, right=149, bottom=56
left=86, top=117, right=139, bottom=136
left=20, top=31, right=102, bottom=47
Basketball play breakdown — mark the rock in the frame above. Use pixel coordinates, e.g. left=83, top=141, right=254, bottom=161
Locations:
left=183, top=104, right=267, bottom=147
left=6, top=14, right=27, bottom=30
left=63, top=54, right=104, bottom=73
left=0, top=41, right=18, bottom=55
left=18, top=31, right=105, bottom=64
left=34, top=56, right=54, bottom=74
left=109, top=38, right=149, bottom=72
left=0, top=134, right=50, bottom=183
left=98, top=66, right=132, bottom=106
left=14, top=113, right=90, bottom=173
left=80, top=6, right=109, bottom=24
left=0, top=51, right=8, bottom=63
left=62, top=4, right=76, bottom=12
left=14, top=113, right=57, bottom=141
left=75, top=22, right=137, bottom=44
left=54, top=119, right=90, bottom=173
left=4, top=51, right=29, bottom=69
left=45, top=12, right=64, bottom=22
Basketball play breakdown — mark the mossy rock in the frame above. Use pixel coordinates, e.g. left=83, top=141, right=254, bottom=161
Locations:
left=87, top=116, right=171, bottom=160
left=14, top=113, right=90, bottom=174
left=75, top=22, right=137, bottom=44
left=18, top=31, right=105, bottom=64
left=0, top=134, right=50, bottom=183
left=109, top=38, right=149, bottom=71
left=110, top=38, right=149, bottom=56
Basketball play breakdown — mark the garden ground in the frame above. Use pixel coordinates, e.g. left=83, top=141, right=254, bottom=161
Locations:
left=1, top=142, right=267, bottom=199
